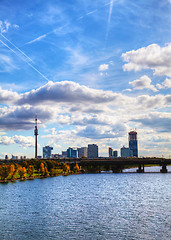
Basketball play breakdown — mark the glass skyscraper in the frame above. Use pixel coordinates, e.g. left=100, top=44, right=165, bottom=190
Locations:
left=129, top=131, right=138, bottom=157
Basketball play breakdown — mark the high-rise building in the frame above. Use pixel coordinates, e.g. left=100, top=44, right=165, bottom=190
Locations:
left=113, top=150, right=118, bottom=158
left=43, top=146, right=53, bottom=159
left=129, top=131, right=138, bottom=157
left=77, top=147, right=87, bottom=158
left=109, top=148, right=118, bottom=158
left=120, top=146, right=133, bottom=158
left=67, top=147, right=78, bottom=158
left=88, top=144, right=98, bottom=158
left=109, top=147, right=113, bottom=157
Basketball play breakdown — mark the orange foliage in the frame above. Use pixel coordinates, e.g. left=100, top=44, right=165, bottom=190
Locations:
left=39, top=162, right=45, bottom=176
left=18, top=167, right=27, bottom=178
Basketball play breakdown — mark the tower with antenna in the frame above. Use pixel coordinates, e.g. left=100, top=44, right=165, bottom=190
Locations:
left=34, top=115, right=38, bottom=159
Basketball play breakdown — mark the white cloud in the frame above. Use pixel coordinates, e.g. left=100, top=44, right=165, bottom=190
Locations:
left=17, top=81, right=119, bottom=105
left=98, top=64, right=109, bottom=71
left=129, top=75, right=158, bottom=92
left=132, top=113, right=171, bottom=132
left=0, top=87, right=20, bottom=104
left=156, top=78, right=171, bottom=89
left=122, top=43, right=171, bottom=77
left=0, top=20, right=19, bottom=33
left=0, top=135, right=34, bottom=147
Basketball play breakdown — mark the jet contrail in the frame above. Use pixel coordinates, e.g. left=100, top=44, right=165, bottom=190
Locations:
left=0, top=39, right=50, bottom=82
left=0, top=33, right=33, bottom=63
left=105, top=0, right=114, bottom=44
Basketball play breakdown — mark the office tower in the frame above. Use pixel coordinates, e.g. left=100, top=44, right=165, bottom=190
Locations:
left=88, top=144, right=98, bottom=158
left=67, top=147, right=78, bottom=158
left=129, top=131, right=138, bottom=157
left=113, top=150, right=118, bottom=158
left=77, top=147, right=88, bottom=158
left=43, top=146, right=53, bottom=159
left=109, top=147, right=113, bottom=157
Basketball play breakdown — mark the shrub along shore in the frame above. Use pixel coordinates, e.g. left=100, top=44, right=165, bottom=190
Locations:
left=0, top=159, right=80, bottom=183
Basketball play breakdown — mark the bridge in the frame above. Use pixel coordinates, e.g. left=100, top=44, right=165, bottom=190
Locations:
left=63, top=157, right=171, bottom=173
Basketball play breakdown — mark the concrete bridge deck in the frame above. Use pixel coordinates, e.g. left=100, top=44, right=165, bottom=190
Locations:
left=64, top=157, right=171, bottom=173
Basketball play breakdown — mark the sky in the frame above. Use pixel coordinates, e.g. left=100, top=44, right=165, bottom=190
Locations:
left=0, top=0, right=171, bottom=159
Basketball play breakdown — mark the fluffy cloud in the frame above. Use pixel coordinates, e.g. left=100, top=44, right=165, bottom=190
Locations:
left=129, top=75, right=158, bottom=92
left=132, top=113, right=171, bottom=132
left=0, top=105, right=58, bottom=130
left=0, top=135, right=34, bottom=147
left=122, top=43, right=171, bottom=77
left=77, top=123, right=126, bottom=139
left=17, top=81, right=119, bottom=105
left=156, top=78, right=171, bottom=89
left=0, top=87, right=20, bottom=104
left=98, top=64, right=109, bottom=71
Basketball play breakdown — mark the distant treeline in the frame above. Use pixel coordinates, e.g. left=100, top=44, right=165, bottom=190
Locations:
left=0, top=159, right=80, bottom=182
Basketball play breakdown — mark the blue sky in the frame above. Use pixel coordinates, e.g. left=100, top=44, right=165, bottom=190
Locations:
left=0, top=0, right=171, bottom=158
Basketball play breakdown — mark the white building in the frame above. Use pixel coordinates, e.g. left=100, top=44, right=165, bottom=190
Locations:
left=88, top=144, right=98, bottom=158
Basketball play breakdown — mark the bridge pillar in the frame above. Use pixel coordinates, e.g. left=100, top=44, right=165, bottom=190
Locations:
left=137, top=165, right=144, bottom=173
left=160, top=164, right=168, bottom=173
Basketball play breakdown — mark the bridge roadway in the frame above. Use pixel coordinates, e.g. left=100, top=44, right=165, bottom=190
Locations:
left=63, top=157, right=171, bottom=173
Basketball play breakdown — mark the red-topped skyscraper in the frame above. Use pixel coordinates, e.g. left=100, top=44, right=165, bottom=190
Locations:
left=129, top=131, right=138, bottom=157
left=34, top=115, right=38, bottom=159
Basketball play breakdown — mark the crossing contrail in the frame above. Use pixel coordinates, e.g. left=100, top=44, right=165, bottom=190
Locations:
left=0, top=36, right=50, bottom=82
left=0, top=33, right=33, bottom=63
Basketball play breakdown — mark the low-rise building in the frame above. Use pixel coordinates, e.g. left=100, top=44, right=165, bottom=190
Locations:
left=120, top=146, right=133, bottom=158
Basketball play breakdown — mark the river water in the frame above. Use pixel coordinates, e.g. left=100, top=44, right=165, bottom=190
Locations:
left=0, top=167, right=171, bottom=240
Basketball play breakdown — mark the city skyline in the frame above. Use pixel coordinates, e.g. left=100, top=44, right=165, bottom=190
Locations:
left=0, top=0, right=171, bottom=158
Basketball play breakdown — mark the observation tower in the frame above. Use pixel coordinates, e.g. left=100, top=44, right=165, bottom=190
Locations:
left=34, top=115, right=38, bottom=159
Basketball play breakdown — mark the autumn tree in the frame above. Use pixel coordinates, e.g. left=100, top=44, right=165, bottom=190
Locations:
left=63, top=163, right=70, bottom=173
left=44, top=166, right=49, bottom=177
left=9, top=164, right=15, bottom=180
left=39, top=162, right=45, bottom=176
left=28, top=165, right=34, bottom=177
left=0, top=165, right=9, bottom=180
left=74, top=163, right=80, bottom=173
left=18, top=167, right=27, bottom=179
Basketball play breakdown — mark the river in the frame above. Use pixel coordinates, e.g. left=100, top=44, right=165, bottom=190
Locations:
left=0, top=166, right=171, bottom=240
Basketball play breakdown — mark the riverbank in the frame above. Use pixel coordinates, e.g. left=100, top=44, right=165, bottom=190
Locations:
left=0, top=159, right=80, bottom=183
